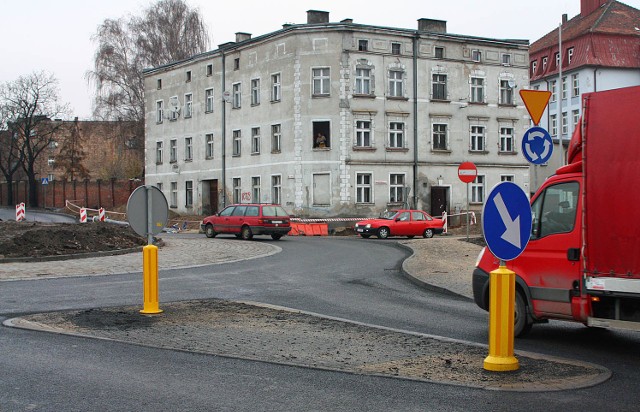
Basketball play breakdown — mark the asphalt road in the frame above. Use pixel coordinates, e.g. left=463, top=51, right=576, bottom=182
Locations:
left=2, top=233, right=640, bottom=410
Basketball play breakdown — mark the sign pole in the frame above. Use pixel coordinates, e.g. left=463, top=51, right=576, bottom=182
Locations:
left=466, top=183, right=470, bottom=242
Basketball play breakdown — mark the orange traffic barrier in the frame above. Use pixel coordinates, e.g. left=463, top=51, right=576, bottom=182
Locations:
left=289, top=223, right=302, bottom=236
left=288, top=221, right=328, bottom=236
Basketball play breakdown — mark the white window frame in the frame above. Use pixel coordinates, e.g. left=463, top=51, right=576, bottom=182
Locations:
left=184, top=93, right=193, bottom=118
left=542, top=57, right=548, bottom=72
left=355, top=68, right=371, bottom=95
left=562, top=112, right=568, bottom=135
left=271, top=175, right=282, bottom=205
left=470, top=125, right=485, bottom=152
left=156, top=100, right=164, bottom=124
left=251, top=127, right=261, bottom=154
left=271, top=124, right=281, bottom=153
left=251, top=78, right=260, bottom=106
left=271, top=73, right=281, bottom=102
left=232, top=178, right=241, bottom=204
left=232, top=82, right=242, bottom=108
left=185, top=180, right=193, bottom=207
left=432, top=123, right=448, bottom=151
left=531, top=61, right=537, bottom=76
left=355, top=120, right=372, bottom=148
left=170, top=182, right=178, bottom=208
left=499, top=80, right=514, bottom=105
left=232, top=130, right=241, bottom=156
left=572, top=110, right=580, bottom=129
left=170, top=139, right=177, bottom=162
left=471, top=49, right=482, bottom=62
left=502, top=53, right=512, bottom=66
left=471, top=175, right=485, bottom=204
left=432, top=74, right=447, bottom=100
left=562, top=76, right=568, bottom=100
left=251, top=176, right=261, bottom=203
left=550, top=80, right=557, bottom=102
left=470, top=77, right=485, bottom=103
left=389, top=173, right=405, bottom=204
left=356, top=172, right=373, bottom=204
left=205, top=88, right=214, bottom=113
left=388, top=122, right=405, bottom=148
left=206, top=133, right=214, bottom=158
left=568, top=47, right=574, bottom=64
left=499, top=127, right=514, bottom=153
left=572, top=74, right=580, bottom=97
left=156, top=141, right=163, bottom=163
left=550, top=114, right=558, bottom=136
left=312, top=67, right=331, bottom=96
left=184, top=137, right=193, bottom=161
left=388, top=70, right=404, bottom=98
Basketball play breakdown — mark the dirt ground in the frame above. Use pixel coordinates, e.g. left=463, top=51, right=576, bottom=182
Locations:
left=0, top=220, right=146, bottom=259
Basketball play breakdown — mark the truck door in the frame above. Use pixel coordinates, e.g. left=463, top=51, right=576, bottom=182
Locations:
left=509, top=180, right=581, bottom=319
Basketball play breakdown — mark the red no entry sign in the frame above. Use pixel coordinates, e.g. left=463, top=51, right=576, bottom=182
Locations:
left=458, top=162, right=478, bottom=183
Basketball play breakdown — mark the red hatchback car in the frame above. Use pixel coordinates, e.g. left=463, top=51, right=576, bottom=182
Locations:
left=201, top=204, right=291, bottom=240
left=354, top=209, right=444, bottom=239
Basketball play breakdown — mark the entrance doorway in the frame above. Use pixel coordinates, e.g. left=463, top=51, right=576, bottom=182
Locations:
left=203, top=179, right=219, bottom=215
left=430, top=186, right=448, bottom=218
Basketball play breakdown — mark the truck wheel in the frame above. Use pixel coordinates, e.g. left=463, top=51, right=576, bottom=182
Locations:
left=515, top=291, right=532, bottom=337
left=205, top=224, right=217, bottom=238
left=241, top=226, right=253, bottom=240
left=377, top=227, right=390, bottom=239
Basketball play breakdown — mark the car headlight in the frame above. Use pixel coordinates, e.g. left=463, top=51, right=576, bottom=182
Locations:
left=365, top=224, right=371, bottom=229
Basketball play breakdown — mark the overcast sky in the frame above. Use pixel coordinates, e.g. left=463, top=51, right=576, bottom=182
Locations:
left=3, top=0, right=639, bottom=119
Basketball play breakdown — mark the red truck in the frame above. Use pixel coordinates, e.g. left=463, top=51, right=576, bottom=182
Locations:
left=473, top=86, right=640, bottom=337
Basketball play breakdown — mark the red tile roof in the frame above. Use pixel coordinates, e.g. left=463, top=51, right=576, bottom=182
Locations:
left=530, top=1, right=640, bottom=80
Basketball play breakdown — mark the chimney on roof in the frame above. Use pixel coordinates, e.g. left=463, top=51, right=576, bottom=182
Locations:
left=581, top=0, right=608, bottom=17
left=307, top=10, right=329, bottom=24
left=418, top=18, right=447, bottom=33
left=235, top=32, right=251, bottom=42
left=562, top=13, right=568, bottom=24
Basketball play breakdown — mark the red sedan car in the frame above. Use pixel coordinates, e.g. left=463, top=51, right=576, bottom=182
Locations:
left=354, top=209, right=444, bottom=239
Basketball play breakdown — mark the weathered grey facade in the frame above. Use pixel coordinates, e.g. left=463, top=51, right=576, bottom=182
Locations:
left=143, top=11, right=530, bottom=218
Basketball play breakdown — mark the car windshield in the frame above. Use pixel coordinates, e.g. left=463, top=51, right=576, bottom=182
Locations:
left=262, top=206, right=288, bottom=217
left=380, top=210, right=399, bottom=219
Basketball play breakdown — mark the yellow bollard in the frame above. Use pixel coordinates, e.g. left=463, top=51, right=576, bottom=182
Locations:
left=141, top=244, right=163, bottom=315
left=483, top=264, right=519, bottom=371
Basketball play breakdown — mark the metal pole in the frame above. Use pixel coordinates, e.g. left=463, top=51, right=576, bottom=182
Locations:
left=146, top=185, right=153, bottom=245
left=221, top=50, right=227, bottom=208
left=558, top=22, right=564, bottom=168
left=466, top=182, right=470, bottom=242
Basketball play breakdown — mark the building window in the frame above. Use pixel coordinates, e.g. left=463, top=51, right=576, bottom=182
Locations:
left=555, top=52, right=560, bottom=68
left=184, top=93, right=192, bottom=118
left=232, top=130, right=241, bottom=156
left=251, top=127, right=261, bottom=154
left=185, top=181, right=193, bottom=207
left=501, top=175, right=514, bottom=182
left=170, top=182, right=177, bottom=208
left=389, top=122, right=404, bottom=148
left=251, top=176, right=261, bottom=203
left=471, top=50, right=482, bottom=62
left=271, top=175, right=281, bottom=204
left=233, top=178, right=241, bottom=203
left=470, top=126, right=485, bottom=152
left=156, top=100, right=164, bottom=123
left=542, top=57, right=548, bottom=72
left=271, top=73, right=281, bottom=102
left=572, top=74, right=580, bottom=97
left=388, top=70, right=404, bottom=98
left=550, top=80, right=557, bottom=102
left=251, top=78, right=260, bottom=106
left=567, top=47, right=574, bottom=64
left=206, top=133, right=214, bottom=158
left=562, top=76, right=568, bottom=100
left=313, top=121, right=330, bottom=148
left=186, top=70, right=192, bottom=82
left=47, top=156, right=55, bottom=166
left=531, top=61, right=537, bottom=76
left=355, top=120, right=371, bottom=147
left=500, top=80, right=514, bottom=105
left=206, top=64, right=213, bottom=76
left=355, top=68, right=371, bottom=95
left=471, top=175, right=485, bottom=203
left=432, top=74, right=447, bottom=100
left=205, top=88, right=214, bottom=113
left=356, top=173, right=372, bottom=203
left=312, top=68, right=330, bottom=95
left=157, top=79, right=162, bottom=89
left=271, top=124, right=281, bottom=153
left=170, top=139, right=177, bottom=162
left=391, top=42, right=401, bottom=55
left=434, top=46, right=444, bottom=59
left=550, top=114, right=558, bottom=136
left=500, top=127, right=514, bottom=152
left=157, top=182, right=163, bottom=192
left=184, top=137, right=193, bottom=161
left=470, top=77, right=485, bottom=103
left=572, top=110, right=580, bottom=129
left=433, top=124, right=447, bottom=150
left=562, top=112, right=568, bottom=135
left=358, top=39, right=368, bottom=51
left=234, top=58, right=240, bottom=70
left=502, top=53, right=511, bottom=66
left=389, top=174, right=405, bottom=203
left=232, top=83, right=241, bottom=108
left=156, top=141, right=163, bottom=163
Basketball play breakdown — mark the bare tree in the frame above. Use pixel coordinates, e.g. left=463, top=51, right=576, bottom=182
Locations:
left=0, top=71, right=69, bottom=207
left=0, top=128, right=23, bottom=206
left=55, top=118, right=89, bottom=181
left=88, top=0, right=209, bottom=128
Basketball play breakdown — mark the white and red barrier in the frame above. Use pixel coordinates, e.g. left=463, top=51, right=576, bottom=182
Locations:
left=98, top=207, right=106, bottom=222
left=15, top=203, right=25, bottom=222
left=79, top=208, right=87, bottom=223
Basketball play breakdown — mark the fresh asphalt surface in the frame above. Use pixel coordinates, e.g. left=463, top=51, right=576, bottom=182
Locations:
left=1, top=211, right=640, bottom=410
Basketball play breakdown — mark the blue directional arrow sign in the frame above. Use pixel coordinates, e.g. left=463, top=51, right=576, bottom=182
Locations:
left=482, top=182, right=532, bottom=261
left=521, top=126, right=553, bottom=165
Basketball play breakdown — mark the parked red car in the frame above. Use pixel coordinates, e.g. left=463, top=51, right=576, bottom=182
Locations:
left=354, top=209, right=444, bottom=239
left=201, top=204, right=291, bottom=240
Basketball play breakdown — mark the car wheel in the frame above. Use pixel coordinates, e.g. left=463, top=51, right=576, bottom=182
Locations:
left=204, top=224, right=217, bottom=238
left=515, top=290, right=533, bottom=338
left=241, top=226, right=253, bottom=240
left=360, top=234, right=371, bottom=239
left=423, top=228, right=434, bottom=239
left=377, top=227, right=390, bottom=239
left=271, top=234, right=282, bottom=240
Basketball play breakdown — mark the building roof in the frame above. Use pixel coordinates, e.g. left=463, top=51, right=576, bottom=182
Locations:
left=530, top=0, right=640, bottom=79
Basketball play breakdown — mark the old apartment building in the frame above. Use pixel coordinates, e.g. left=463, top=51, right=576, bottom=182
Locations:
left=143, top=10, right=530, bottom=217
